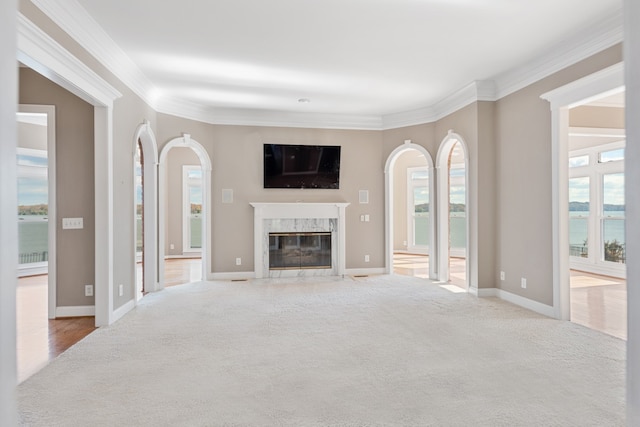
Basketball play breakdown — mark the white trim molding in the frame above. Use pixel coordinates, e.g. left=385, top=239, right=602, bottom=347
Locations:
left=17, top=13, right=122, bottom=108
left=29, top=0, right=156, bottom=109
left=56, top=305, right=95, bottom=318
left=477, top=288, right=555, bottom=318
left=133, top=121, right=160, bottom=299
left=540, top=62, right=624, bottom=321
left=159, top=135, right=213, bottom=286
left=18, top=12, right=123, bottom=327
left=384, top=140, right=436, bottom=279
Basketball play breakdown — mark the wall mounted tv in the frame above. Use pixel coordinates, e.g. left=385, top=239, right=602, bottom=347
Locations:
left=263, top=144, right=341, bottom=189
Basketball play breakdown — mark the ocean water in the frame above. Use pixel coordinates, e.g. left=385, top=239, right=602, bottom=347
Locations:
left=414, top=213, right=466, bottom=249
left=18, top=216, right=48, bottom=263
left=569, top=211, right=625, bottom=246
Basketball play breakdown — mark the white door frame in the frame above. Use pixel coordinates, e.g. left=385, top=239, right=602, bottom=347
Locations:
left=159, top=134, right=212, bottom=285
left=435, top=131, right=470, bottom=287
left=133, top=121, right=159, bottom=299
left=540, top=62, right=624, bottom=320
left=17, top=104, right=56, bottom=319
left=384, top=140, right=436, bottom=279
left=18, top=13, right=122, bottom=326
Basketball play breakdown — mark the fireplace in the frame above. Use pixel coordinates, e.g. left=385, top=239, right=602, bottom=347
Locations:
left=269, top=232, right=332, bottom=270
left=250, top=202, right=349, bottom=278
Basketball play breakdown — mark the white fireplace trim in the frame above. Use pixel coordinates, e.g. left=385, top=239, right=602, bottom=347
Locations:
left=250, top=202, right=350, bottom=278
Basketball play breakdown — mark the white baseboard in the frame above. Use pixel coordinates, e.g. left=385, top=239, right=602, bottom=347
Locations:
left=208, top=271, right=255, bottom=281
left=477, top=287, right=556, bottom=318
left=112, top=299, right=135, bottom=323
left=344, top=268, right=386, bottom=276
left=164, top=254, right=202, bottom=259
left=56, top=305, right=95, bottom=317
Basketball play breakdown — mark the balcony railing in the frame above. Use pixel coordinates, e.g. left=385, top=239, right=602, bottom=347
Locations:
left=19, top=251, right=48, bottom=264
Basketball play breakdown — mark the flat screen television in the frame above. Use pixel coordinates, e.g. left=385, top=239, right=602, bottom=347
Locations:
left=263, top=144, right=341, bottom=189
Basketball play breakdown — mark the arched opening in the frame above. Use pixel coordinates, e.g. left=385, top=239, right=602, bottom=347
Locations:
left=133, top=121, right=159, bottom=299
left=436, top=132, right=469, bottom=288
left=158, top=134, right=212, bottom=287
left=384, top=141, right=436, bottom=279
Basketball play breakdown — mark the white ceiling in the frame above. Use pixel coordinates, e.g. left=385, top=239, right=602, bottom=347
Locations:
left=67, top=0, right=623, bottom=128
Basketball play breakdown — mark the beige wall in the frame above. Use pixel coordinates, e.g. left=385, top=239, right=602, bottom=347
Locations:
left=495, top=44, right=623, bottom=305
left=19, top=68, right=96, bottom=307
left=157, top=114, right=385, bottom=272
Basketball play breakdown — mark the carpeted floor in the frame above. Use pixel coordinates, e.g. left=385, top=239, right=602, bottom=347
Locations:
left=17, top=274, right=625, bottom=426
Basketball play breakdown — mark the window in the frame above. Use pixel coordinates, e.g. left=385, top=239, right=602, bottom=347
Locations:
left=183, top=166, right=202, bottom=252
left=407, top=167, right=429, bottom=252
left=569, top=154, right=589, bottom=168
left=17, top=148, right=49, bottom=265
left=449, top=165, right=466, bottom=254
left=602, top=173, right=625, bottom=263
left=569, top=177, right=589, bottom=257
left=568, top=140, right=625, bottom=274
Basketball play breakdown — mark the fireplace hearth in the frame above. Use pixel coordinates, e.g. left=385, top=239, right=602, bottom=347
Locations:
left=269, top=232, right=332, bottom=270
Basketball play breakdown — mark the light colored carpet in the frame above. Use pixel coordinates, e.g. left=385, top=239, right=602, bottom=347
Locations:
left=17, top=274, right=625, bottom=426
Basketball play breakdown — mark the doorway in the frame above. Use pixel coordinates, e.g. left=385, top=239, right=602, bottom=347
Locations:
left=436, top=133, right=469, bottom=289
left=159, top=135, right=212, bottom=287
left=385, top=141, right=436, bottom=279
left=567, top=92, right=626, bottom=339
left=133, top=121, right=159, bottom=298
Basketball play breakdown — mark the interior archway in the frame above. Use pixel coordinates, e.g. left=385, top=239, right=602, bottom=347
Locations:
left=384, top=141, right=436, bottom=279
left=133, top=121, right=159, bottom=298
left=436, top=131, right=470, bottom=288
left=158, top=134, right=212, bottom=287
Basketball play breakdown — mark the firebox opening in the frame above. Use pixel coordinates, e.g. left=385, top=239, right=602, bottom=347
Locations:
left=269, top=232, right=332, bottom=270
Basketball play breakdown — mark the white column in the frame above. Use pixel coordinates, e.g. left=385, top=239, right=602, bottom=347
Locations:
left=625, top=0, right=640, bottom=423
left=0, top=0, right=17, bottom=423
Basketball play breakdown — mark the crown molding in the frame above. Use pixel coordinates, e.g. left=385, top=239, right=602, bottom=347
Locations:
left=157, top=97, right=383, bottom=130
left=30, top=0, right=156, bottom=108
left=494, top=7, right=623, bottom=100
left=17, top=13, right=121, bottom=107
left=31, top=0, right=624, bottom=130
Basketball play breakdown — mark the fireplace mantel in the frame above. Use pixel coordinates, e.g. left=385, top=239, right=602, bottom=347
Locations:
left=250, top=202, right=349, bottom=278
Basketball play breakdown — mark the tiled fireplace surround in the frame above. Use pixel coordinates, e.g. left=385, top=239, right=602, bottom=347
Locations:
left=250, top=203, right=349, bottom=278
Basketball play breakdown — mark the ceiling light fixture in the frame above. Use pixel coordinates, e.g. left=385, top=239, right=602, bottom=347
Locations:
left=298, top=98, right=311, bottom=103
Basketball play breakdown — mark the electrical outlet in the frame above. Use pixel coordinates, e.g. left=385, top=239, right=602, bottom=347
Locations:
left=403, top=240, right=407, bottom=246
left=236, top=257, right=241, bottom=266
left=84, top=284, right=94, bottom=297
left=118, top=284, right=124, bottom=297
left=364, top=255, right=370, bottom=262
left=521, top=278, right=527, bottom=289
left=500, top=271, right=505, bottom=281
left=170, top=243, right=175, bottom=250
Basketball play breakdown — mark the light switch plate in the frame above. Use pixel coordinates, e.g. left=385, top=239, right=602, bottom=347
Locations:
left=63, top=217, right=83, bottom=229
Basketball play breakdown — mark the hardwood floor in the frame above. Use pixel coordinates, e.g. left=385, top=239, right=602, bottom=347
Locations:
left=16, top=275, right=96, bottom=383
left=393, top=252, right=627, bottom=340
left=570, top=270, right=626, bottom=340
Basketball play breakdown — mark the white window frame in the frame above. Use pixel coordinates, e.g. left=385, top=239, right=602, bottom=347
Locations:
left=406, top=166, right=429, bottom=254
left=448, top=163, right=467, bottom=259
left=182, top=165, right=203, bottom=253
left=569, top=139, right=625, bottom=278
